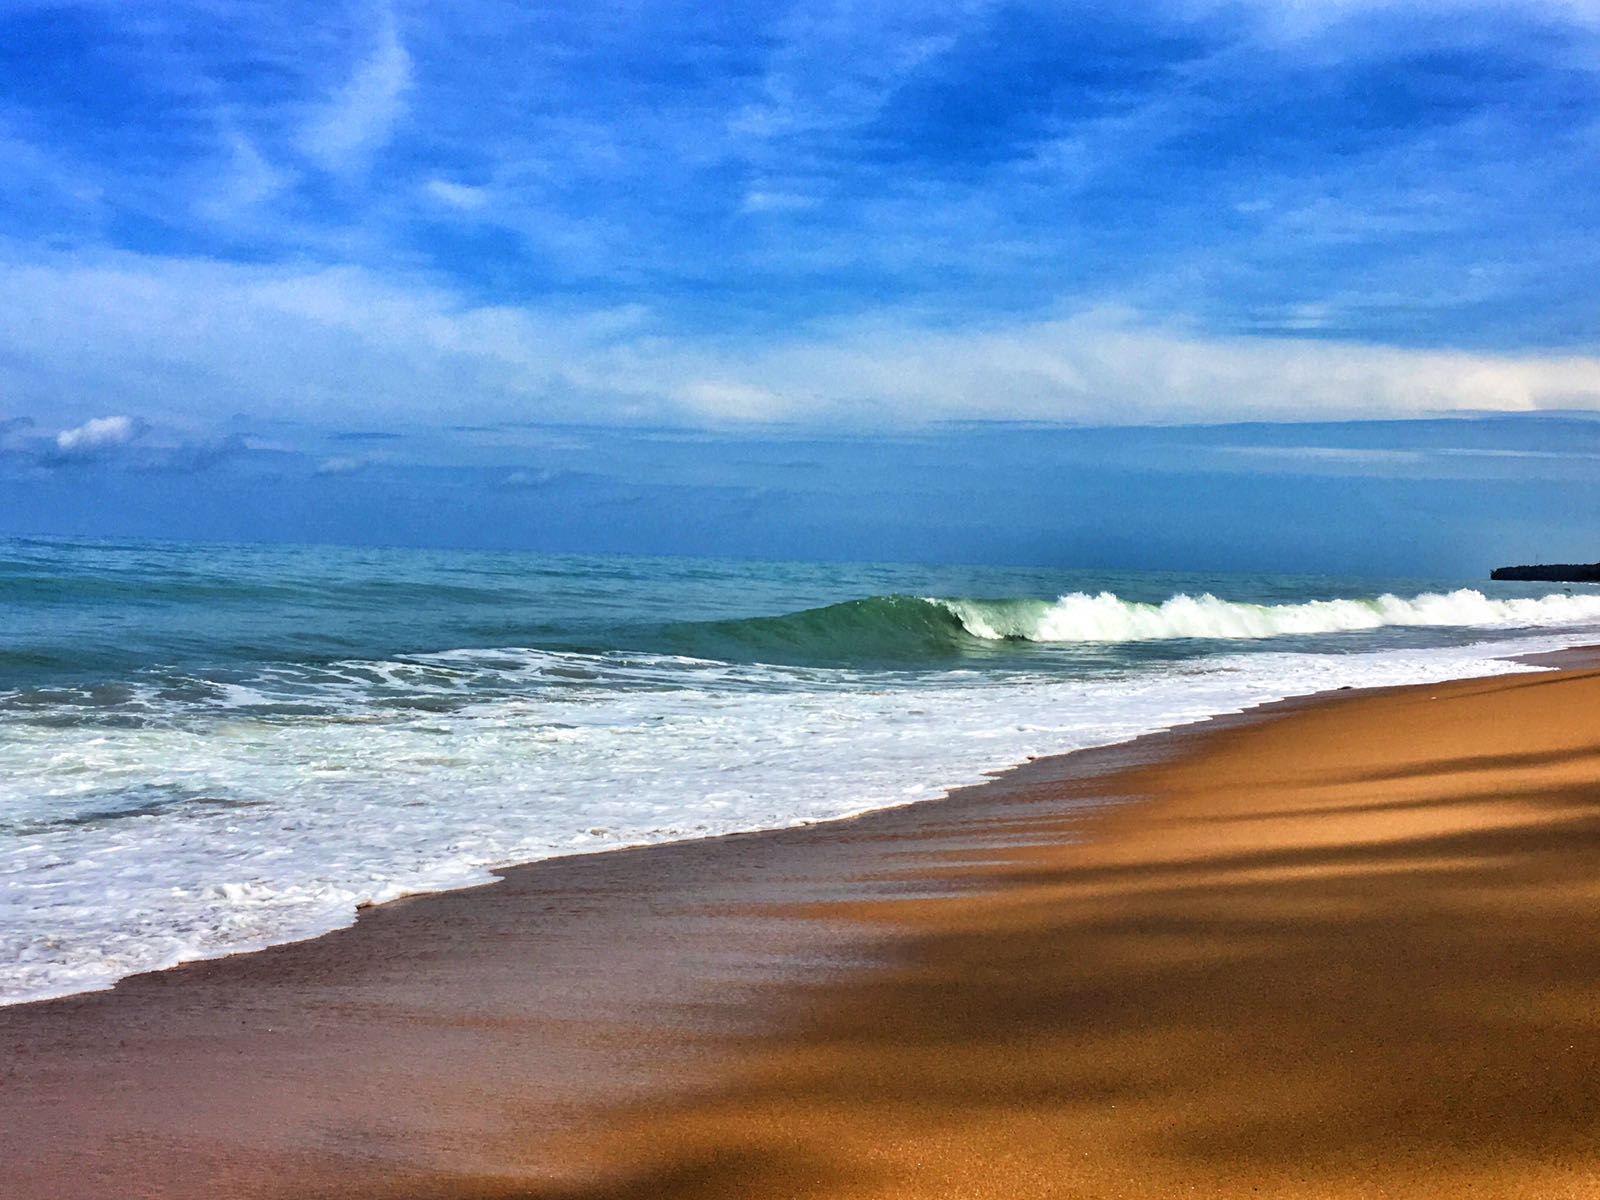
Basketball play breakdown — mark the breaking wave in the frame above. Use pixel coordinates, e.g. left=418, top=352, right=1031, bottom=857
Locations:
left=943, top=588, right=1600, bottom=644
left=655, top=588, right=1600, bottom=659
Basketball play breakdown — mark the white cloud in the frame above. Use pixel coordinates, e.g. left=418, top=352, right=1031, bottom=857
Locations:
left=302, top=11, right=413, bottom=170
left=4, top=252, right=1599, bottom=434
left=424, top=179, right=490, bottom=211
left=55, top=415, right=138, bottom=453
left=670, top=380, right=792, bottom=420
left=626, top=311, right=1600, bottom=426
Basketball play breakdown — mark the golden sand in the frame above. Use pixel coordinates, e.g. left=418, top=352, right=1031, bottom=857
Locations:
left=547, top=668, right=1600, bottom=1198
left=5, top=665, right=1600, bottom=1198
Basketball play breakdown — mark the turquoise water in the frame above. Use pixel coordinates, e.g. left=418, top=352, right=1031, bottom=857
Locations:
left=5, top=536, right=1589, bottom=683
left=4, top=536, right=1600, bottom=1005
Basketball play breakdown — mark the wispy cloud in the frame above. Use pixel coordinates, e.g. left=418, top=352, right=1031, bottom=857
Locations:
left=197, top=132, right=296, bottom=224
left=423, top=179, right=490, bottom=211
left=314, top=454, right=367, bottom=475
left=2, top=253, right=1598, bottom=433
left=739, top=189, right=817, bottom=215
left=501, top=467, right=563, bottom=489
left=1215, top=445, right=1427, bottom=464
left=301, top=9, right=413, bottom=171
left=329, top=430, right=404, bottom=442
left=1, top=0, right=1598, bottom=447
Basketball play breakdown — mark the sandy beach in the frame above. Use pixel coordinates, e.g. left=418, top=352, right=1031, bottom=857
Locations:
left=10, top=4, right=1598, bottom=1194
left=6, top=655, right=1600, bottom=1198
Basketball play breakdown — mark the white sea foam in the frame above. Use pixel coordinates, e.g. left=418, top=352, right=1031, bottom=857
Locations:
left=2, top=631, right=1593, bottom=1006
left=942, top=588, right=1600, bottom=643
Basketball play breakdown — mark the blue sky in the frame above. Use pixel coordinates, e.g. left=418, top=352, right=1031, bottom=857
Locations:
left=2, top=0, right=1599, bottom=570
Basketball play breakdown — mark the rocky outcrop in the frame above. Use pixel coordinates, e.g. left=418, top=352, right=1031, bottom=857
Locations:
left=1491, top=563, right=1600, bottom=582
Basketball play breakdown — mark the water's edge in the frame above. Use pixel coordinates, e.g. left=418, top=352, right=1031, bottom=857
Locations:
left=11, top=639, right=1591, bottom=1013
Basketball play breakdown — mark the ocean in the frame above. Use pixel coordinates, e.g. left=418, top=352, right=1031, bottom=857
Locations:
left=4, top=536, right=1600, bottom=1007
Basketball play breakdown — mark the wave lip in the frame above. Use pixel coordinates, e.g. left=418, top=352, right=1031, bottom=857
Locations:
left=649, top=589, right=1600, bottom=662
left=938, top=589, right=1600, bottom=644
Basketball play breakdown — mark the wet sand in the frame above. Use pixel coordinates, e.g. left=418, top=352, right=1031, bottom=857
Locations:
left=6, top=658, right=1600, bottom=1197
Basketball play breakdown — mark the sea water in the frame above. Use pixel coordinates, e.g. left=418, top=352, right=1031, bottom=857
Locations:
left=4, top=536, right=1599, bottom=1006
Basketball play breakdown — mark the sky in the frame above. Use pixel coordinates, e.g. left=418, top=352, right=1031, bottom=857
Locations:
left=2, top=0, right=1599, bottom=572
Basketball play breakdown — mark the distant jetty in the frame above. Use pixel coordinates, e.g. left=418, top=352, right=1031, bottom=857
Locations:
left=1491, top=562, right=1600, bottom=582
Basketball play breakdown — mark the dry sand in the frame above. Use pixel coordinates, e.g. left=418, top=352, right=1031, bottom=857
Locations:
left=5, top=659, right=1600, bottom=1198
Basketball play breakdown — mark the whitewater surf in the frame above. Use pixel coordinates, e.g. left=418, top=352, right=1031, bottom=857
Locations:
left=5, top=538, right=1599, bottom=1005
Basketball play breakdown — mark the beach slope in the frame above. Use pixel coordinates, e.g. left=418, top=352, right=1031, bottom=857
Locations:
left=550, top=665, right=1600, bottom=1198
left=6, top=665, right=1600, bottom=1198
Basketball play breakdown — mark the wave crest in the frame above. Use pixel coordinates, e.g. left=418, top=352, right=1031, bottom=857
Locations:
left=939, top=589, right=1600, bottom=644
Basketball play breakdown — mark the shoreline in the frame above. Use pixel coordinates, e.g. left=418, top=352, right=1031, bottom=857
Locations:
left=1, top=669, right=1196, bottom=1198
left=5, top=638, right=1568, bottom=1013
left=6, top=650, right=1600, bottom=1196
